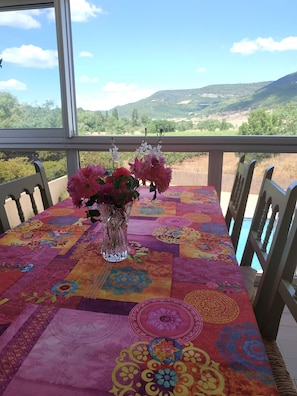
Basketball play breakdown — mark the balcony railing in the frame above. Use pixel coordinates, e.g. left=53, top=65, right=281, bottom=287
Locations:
left=2, top=133, right=297, bottom=198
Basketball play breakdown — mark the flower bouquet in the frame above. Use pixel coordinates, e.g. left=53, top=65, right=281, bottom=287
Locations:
left=67, top=134, right=172, bottom=262
left=67, top=136, right=172, bottom=220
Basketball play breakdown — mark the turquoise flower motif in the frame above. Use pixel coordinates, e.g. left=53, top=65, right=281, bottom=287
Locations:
left=155, top=367, right=178, bottom=388
left=103, top=265, right=152, bottom=295
left=52, top=280, right=78, bottom=295
left=139, top=206, right=164, bottom=216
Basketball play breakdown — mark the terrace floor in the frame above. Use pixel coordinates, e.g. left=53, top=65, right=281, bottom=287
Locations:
left=277, top=306, right=297, bottom=390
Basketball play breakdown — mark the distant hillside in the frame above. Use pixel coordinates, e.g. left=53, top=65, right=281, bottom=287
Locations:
left=115, top=72, right=297, bottom=119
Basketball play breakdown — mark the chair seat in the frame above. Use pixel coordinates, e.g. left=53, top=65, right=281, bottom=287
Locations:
left=239, top=266, right=257, bottom=300
left=263, top=338, right=297, bottom=395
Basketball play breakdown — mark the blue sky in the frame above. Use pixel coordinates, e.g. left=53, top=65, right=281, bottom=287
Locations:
left=0, top=0, right=297, bottom=111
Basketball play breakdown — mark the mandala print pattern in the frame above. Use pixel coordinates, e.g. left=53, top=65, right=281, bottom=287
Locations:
left=129, top=297, right=203, bottom=344
left=110, top=341, right=226, bottom=396
left=184, top=290, right=240, bottom=324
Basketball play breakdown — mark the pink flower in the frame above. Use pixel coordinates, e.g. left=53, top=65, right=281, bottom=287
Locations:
left=129, top=157, right=144, bottom=181
left=130, top=154, right=172, bottom=193
left=67, top=164, right=106, bottom=205
left=67, top=174, right=83, bottom=207
left=153, top=166, right=172, bottom=193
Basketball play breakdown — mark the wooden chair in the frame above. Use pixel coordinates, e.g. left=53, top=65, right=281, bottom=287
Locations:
left=258, top=211, right=297, bottom=395
left=255, top=206, right=297, bottom=338
left=225, top=155, right=256, bottom=252
left=0, top=161, right=53, bottom=234
left=239, top=166, right=297, bottom=302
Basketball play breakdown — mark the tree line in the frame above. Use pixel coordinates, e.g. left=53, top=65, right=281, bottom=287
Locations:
left=0, top=92, right=233, bottom=133
left=1, top=91, right=297, bottom=183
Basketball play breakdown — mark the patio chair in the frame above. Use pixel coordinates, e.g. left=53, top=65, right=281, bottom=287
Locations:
left=258, top=210, right=297, bottom=395
left=0, top=161, right=53, bottom=234
left=239, top=166, right=297, bottom=302
left=225, top=155, right=256, bottom=252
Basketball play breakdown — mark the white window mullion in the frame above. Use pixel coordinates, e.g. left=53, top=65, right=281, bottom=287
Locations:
left=55, top=0, right=77, bottom=139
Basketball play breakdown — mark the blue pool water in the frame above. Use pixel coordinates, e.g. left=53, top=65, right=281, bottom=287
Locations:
left=234, top=219, right=262, bottom=272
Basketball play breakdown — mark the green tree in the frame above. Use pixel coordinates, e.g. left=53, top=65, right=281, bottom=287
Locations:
left=176, top=120, right=193, bottom=132
left=147, top=119, right=176, bottom=134
left=131, top=108, right=139, bottom=127
left=112, top=108, right=119, bottom=120
left=0, top=92, right=24, bottom=127
left=239, top=109, right=277, bottom=136
left=273, top=102, right=297, bottom=135
left=140, top=114, right=149, bottom=126
left=0, top=157, right=33, bottom=183
left=220, top=119, right=233, bottom=131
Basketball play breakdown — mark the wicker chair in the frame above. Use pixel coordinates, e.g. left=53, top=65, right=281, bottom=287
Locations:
left=0, top=161, right=53, bottom=234
left=263, top=338, right=297, bottom=395
left=225, top=155, right=256, bottom=252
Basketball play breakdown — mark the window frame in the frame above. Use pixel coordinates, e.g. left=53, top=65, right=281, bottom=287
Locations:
left=1, top=0, right=297, bottom=193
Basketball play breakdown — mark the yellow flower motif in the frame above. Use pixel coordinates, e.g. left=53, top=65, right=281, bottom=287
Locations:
left=198, top=372, right=217, bottom=390
left=119, top=365, right=139, bottom=381
left=133, top=345, right=150, bottom=362
left=183, top=349, right=203, bottom=363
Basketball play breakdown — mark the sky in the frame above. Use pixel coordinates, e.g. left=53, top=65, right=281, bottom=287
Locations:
left=0, top=0, right=297, bottom=111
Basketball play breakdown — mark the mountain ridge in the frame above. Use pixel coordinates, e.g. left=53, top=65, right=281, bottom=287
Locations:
left=115, top=72, right=297, bottom=119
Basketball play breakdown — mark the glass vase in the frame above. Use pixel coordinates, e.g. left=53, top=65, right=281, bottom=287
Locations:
left=98, top=202, right=132, bottom=262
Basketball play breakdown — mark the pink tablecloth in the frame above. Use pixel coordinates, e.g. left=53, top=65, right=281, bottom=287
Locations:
left=0, top=186, right=278, bottom=395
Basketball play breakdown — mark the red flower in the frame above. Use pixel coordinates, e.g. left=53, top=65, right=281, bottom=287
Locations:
left=113, top=167, right=131, bottom=178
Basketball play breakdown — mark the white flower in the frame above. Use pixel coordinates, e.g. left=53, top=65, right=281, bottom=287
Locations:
left=109, top=145, right=120, bottom=162
left=135, top=141, right=164, bottom=159
left=135, top=141, right=152, bottom=156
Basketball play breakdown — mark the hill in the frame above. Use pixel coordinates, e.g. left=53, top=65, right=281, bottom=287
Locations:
left=115, top=71, right=297, bottom=119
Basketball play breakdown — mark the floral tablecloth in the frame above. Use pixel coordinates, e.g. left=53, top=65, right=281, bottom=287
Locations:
left=0, top=186, right=278, bottom=395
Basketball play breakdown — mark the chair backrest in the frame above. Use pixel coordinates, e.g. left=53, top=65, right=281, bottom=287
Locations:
left=225, top=155, right=256, bottom=251
left=0, top=161, right=53, bottom=234
left=240, top=166, right=297, bottom=331
left=256, top=208, right=297, bottom=339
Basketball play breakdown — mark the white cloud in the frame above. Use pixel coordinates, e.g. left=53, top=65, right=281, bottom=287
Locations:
left=79, top=75, right=98, bottom=83
left=231, top=36, right=297, bottom=55
left=70, top=0, right=104, bottom=22
left=0, top=45, right=58, bottom=68
left=0, top=79, right=27, bottom=91
left=79, top=51, right=93, bottom=58
left=196, top=67, right=206, bottom=73
left=0, top=10, right=41, bottom=29
left=76, top=82, right=155, bottom=111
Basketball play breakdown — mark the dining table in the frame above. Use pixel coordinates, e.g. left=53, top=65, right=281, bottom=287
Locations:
left=0, top=185, right=279, bottom=395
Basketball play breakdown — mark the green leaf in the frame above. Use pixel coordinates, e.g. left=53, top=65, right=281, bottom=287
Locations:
left=36, top=297, right=46, bottom=304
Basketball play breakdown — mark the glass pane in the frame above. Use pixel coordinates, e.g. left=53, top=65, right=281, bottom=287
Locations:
left=70, top=0, right=297, bottom=137
left=79, top=150, right=208, bottom=186
left=0, top=150, right=67, bottom=182
left=221, top=152, right=297, bottom=216
left=0, top=6, right=62, bottom=128
left=0, top=149, right=67, bottom=228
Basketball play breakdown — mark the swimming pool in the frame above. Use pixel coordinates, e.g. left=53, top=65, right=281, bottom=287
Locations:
left=234, top=218, right=262, bottom=272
